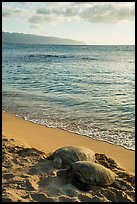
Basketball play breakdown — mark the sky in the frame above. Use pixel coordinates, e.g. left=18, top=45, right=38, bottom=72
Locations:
left=2, top=2, right=135, bottom=45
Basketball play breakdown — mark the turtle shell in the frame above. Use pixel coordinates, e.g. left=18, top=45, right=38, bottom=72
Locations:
left=70, top=161, right=117, bottom=186
left=52, top=146, right=95, bottom=169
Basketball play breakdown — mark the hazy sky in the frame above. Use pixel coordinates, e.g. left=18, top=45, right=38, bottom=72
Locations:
left=2, top=2, right=135, bottom=45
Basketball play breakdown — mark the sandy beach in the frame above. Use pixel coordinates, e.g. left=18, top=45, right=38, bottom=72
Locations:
left=2, top=112, right=135, bottom=202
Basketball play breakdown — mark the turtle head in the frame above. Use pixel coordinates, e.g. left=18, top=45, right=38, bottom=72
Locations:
left=53, top=157, right=62, bottom=169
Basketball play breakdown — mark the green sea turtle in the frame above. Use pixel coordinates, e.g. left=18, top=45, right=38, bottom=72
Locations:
left=57, top=161, right=126, bottom=190
left=47, top=146, right=95, bottom=169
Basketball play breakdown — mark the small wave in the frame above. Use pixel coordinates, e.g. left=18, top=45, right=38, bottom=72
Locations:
left=21, top=54, right=75, bottom=63
left=26, top=54, right=73, bottom=59
left=81, top=57, right=99, bottom=61
left=81, top=57, right=114, bottom=61
left=19, top=114, right=135, bottom=151
left=2, top=108, right=135, bottom=151
left=128, top=61, right=134, bottom=63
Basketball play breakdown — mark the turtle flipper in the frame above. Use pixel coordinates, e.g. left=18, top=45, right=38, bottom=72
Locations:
left=112, top=181, right=127, bottom=190
left=57, top=168, right=70, bottom=177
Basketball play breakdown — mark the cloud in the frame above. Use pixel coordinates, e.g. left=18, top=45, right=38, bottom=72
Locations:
left=29, top=15, right=45, bottom=24
left=80, top=3, right=135, bottom=23
left=2, top=10, right=11, bottom=18
left=2, top=8, right=24, bottom=19
left=2, top=7, right=17, bottom=18
left=2, top=4, right=35, bottom=23
left=29, top=14, right=56, bottom=24
left=33, top=2, right=135, bottom=25
left=37, top=8, right=51, bottom=15
left=28, top=13, right=62, bottom=27
left=30, top=24, right=40, bottom=29
left=2, top=2, right=135, bottom=29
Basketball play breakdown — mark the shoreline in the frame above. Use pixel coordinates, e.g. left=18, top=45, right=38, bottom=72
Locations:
left=2, top=110, right=135, bottom=152
left=2, top=111, right=135, bottom=175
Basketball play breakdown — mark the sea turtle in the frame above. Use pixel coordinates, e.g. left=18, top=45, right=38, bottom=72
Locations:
left=47, top=146, right=95, bottom=169
left=57, top=161, right=126, bottom=190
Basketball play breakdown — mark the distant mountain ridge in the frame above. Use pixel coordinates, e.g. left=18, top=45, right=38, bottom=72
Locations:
left=2, top=32, right=86, bottom=45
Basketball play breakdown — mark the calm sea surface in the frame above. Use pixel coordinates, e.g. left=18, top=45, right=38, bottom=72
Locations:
left=2, top=44, right=135, bottom=150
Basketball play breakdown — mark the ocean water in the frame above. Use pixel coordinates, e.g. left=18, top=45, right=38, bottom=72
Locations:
left=2, top=44, right=135, bottom=150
